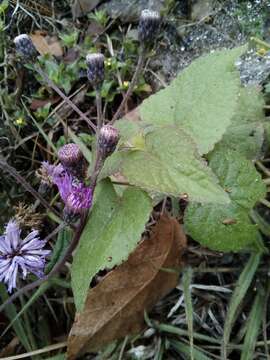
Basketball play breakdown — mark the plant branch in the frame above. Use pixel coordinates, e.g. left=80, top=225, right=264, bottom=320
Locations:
left=111, top=49, right=145, bottom=123
left=0, top=157, right=62, bottom=221
left=34, top=64, right=96, bottom=131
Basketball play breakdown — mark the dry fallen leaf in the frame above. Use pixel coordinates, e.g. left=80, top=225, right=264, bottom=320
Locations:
left=30, top=97, right=60, bottom=111
left=30, top=31, right=63, bottom=57
left=67, top=215, right=187, bottom=359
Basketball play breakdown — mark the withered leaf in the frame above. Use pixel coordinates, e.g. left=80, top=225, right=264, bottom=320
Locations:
left=67, top=215, right=187, bottom=359
left=30, top=31, right=63, bottom=57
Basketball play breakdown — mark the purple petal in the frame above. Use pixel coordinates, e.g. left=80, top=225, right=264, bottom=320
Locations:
left=0, top=258, right=12, bottom=276
left=23, top=255, right=46, bottom=269
left=21, top=230, right=39, bottom=245
left=3, top=259, right=18, bottom=293
left=21, top=237, right=43, bottom=251
left=5, top=220, right=21, bottom=251
left=0, top=235, right=9, bottom=254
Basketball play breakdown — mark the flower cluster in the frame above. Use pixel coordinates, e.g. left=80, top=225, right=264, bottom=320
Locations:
left=42, top=143, right=93, bottom=217
left=0, top=220, right=50, bottom=292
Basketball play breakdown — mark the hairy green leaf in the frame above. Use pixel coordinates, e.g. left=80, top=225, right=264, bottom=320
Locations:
left=71, top=179, right=152, bottom=311
left=102, top=125, right=230, bottom=204
left=140, top=47, right=245, bottom=154
left=211, top=87, right=266, bottom=160
left=184, top=150, right=266, bottom=251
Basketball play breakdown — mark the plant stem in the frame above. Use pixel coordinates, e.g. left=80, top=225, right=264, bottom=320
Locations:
left=250, top=37, right=270, bottom=50
left=0, top=156, right=62, bottom=221
left=111, top=49, right=145, bottom=124
left=95, top=89, right=103, bottom=134
left=34, top=64, right=96, bottom=131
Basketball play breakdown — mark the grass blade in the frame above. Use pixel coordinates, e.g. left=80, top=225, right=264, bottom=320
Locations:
left=170, top=339, right=212, bottom=360
left=183, top=267, right=194, bottom=360
left=222, top=252, right=261, bottom=359
left=0, top=284, right=31, bottom=351
left=240, top=287, right=265, bottom=360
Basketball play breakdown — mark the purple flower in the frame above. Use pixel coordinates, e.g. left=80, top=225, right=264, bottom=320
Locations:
left=0, top=220, right=50, bottom=292
left=66, top=183, right=93, bottom=215
left=46, top=163, right=92, bottom=215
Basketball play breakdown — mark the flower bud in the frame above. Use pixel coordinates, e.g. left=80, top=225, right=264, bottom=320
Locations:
left=58, top=143, right=86, bottom=179
left=86, top=53, right=105, bottom=89
left=14, top=34, right=38, bottom=61
left=98, top=125, right=120, bottom=158
left=138, top=9, right=161, bottom=46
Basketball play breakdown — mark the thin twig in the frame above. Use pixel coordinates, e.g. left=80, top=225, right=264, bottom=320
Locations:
left=0, top=156, right=62, bottom=221
left=0, top=341, right=67, bottom=360
left=111, top=50, right=145, bottom=123
left=34, top=64, right=96, bottom=131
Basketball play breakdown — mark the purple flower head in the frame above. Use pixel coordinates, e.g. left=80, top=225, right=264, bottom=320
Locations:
left=66, top=184, right=93, bottom=215
left=0, top=220, right=50, bottom=293
left=46, top=163, right=92, bottom=214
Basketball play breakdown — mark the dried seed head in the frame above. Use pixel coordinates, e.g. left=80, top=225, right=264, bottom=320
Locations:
left=14, top=203, right=43, bottom=230
left=14, top=34, right=38, bottom=61
left=86, top=53, right=105, bottom=89
left=138, top=9, right=160, bottom=45
left=58, top=143, right=86, bottom=179
left=98, top=125, right=120, bottom=158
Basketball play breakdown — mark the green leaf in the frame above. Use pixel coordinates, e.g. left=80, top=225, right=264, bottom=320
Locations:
left=209, top=149, right=266, bottom=209
left=222, top=253, right=261, bottom=359
left=185, top=203, right=260, bottom=252
left=71, top=179, right=152, bottom=311
left=140, top=47, right=245, bottom=154
left=102, top=125, right=230, bottom=204
left=211, top=87, right=266, bottom=160
left=184, top=150, right=266, bottom=251
left=240, top=288, right=265, bottom=360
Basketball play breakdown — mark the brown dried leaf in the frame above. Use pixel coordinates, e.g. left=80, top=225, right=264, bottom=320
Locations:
left=30, top=97, right=60, bottom=110
left=30, top=31, right=63, bottom=57
left=67, top=215, right=187, bottom=359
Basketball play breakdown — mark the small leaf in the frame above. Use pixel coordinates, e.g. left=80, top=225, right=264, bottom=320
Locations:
left=184, top=150, right=266, bottom=251
left=67, top=215, right=187, bottom=359
left=140, top=47, right=245, bottom=154
left=71, top=179, right=152, bottom=311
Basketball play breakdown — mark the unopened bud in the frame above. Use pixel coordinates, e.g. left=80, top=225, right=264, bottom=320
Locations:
left=58, top=143, right=86, bottom=179
left=98, top=125, right=120, bottom=158
left=138, top=9, right=160, bottom=46
left=86, top=53, right=105, bottom=89
left=14, top=34, right=38, bottom=61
